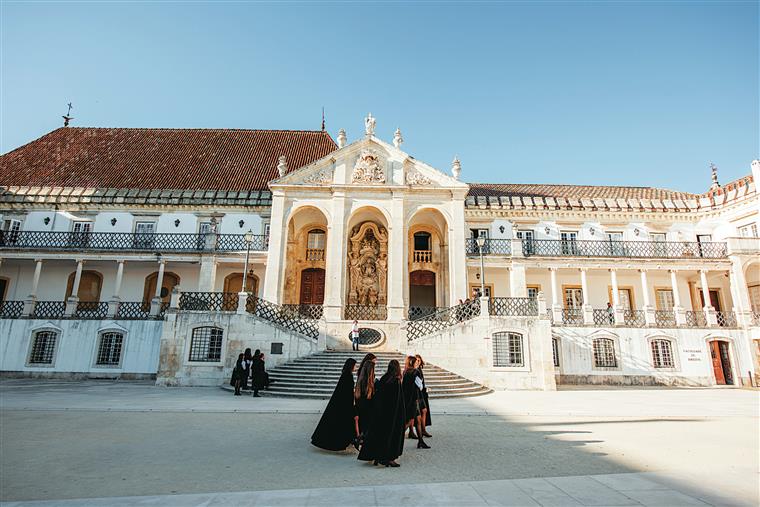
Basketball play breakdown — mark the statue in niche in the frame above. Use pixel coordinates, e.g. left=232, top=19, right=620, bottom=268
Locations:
left=347, top=222, right=388, bottom=306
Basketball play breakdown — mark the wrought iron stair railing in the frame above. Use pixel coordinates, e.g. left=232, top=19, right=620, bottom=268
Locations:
left=245, top=297, right=320, bottom=339
left=488, top=297, right=538, bottom=317
left=178, top=292, right=239, bottom=312
left=407, top=299, right=481, bottom=342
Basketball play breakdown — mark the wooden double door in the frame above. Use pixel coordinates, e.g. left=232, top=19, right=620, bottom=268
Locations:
left=709, top=340, right=733, bottom=385
left=300, top=268, right=325, bottom=305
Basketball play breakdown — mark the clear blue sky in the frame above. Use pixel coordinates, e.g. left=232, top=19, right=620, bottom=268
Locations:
left=1, top=1, right=757, bottom=192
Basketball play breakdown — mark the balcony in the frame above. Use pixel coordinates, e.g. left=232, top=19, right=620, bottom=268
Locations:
left=465, top=238, right=512, bottom=256
left=413, top=250, right=432, bottom=263
left=0, top=231, right=269, bottom=254
left=522, top=239, right=727, bottom=259
left=306, top=248, right=325, bottom=261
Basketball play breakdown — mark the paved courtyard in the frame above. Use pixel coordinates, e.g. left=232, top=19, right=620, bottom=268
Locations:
left=0, top=380, right=757, bottom=506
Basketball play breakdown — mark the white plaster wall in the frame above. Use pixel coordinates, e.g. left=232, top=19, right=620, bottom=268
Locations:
left=157, top=213, right=198, bottom=234
left=93, top=212, right=135, bottom=233
left=0, top=318, right=162, bottom=376
left=218, top=213, right=264, bottom=235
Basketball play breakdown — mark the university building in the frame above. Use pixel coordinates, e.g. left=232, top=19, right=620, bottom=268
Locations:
left=1, top=115, right=758, bottom=392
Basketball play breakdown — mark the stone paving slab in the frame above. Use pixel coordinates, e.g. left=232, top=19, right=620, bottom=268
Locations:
left=0, top=473, right=718, bottom=507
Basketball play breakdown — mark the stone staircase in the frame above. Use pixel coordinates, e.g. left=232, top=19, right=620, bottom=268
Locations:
left=232, top=350, right=491, bottom=399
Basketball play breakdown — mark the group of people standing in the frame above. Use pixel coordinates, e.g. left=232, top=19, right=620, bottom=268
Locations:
left=230, top=348, right=272, bottom=397
left=311, top=353, right=431, bottom=468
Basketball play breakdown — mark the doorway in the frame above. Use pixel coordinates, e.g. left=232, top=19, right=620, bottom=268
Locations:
left=699, top=289, right=722, bottom=311
left=709, top=340, right=733, bottom=385
left=299, top=268, right=325, bottom=305
left=409, top=270, right=436, bottom=309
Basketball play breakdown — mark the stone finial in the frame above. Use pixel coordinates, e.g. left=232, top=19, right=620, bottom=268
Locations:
left=451, top=156, right=461, bottom=180
left=751, top=159, right=760, bottom=178
left=393, top=128, right=403, bottom=148
left=709, top=162, right=720, bottom=190
left=364, top=113, right=376, bottom=137
left=337, top=129, right=347, bottom=149
left=277, top=155, right=288, bottom=177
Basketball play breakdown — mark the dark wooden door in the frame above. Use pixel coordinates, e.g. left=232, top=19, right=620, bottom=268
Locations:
left=699, top=290, right=722, bottom=311
left=710, top=341, right=726, bottom=385
left=300, top=268, right=325, bottom=305
left=0, top=278, right=6, bottom=301
left=718, top=341, right=733, bottom=385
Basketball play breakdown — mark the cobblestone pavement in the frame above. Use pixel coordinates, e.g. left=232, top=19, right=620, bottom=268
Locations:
left=1, top=380, right=757, bottom=506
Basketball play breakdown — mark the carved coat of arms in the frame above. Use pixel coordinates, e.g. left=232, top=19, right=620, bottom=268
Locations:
left=352, top=149, right=385, bottom=184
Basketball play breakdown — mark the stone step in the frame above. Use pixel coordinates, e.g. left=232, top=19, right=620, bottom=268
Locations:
left=267, top=378, right=479, bottom=388
left=268, top=371, right=461, bottom=380
left=264, top=384, right=489, bottom=398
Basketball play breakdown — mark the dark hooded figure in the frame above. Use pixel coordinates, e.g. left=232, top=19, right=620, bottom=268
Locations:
left=230, top=353, right=245, bottom=395
left=251, top=349, right=266, bottom=397
left=311, top=358, right=357, bottom=451
left=354, top=353, right=377, bottom=442
left=358, top=359, right=406, bottom=467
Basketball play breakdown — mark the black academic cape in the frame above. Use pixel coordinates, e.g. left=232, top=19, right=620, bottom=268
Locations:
left=357, top=372, right=406, bottom=463
left=310, top=370, right=356, bottom=451
left=418, top=368, right=431, bottom=426
left=401, top=368, right=420, bottom=421
left=251, top=357, right=266, bottom=390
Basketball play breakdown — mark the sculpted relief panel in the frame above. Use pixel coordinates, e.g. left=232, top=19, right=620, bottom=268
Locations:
left=352, top=149, right=385, bottom=184
left=347, top=222, right=388, bottom=307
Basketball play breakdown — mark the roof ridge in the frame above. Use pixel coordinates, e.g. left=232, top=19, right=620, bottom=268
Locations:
left=59, top=126, right=332, bottom=134
left=468, top=182, right=697, bottom=193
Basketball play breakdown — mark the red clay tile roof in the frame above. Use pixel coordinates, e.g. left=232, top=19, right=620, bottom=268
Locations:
left=0, top=127, right=336, bottom=191
left=467, top=182, right=699, bottom=200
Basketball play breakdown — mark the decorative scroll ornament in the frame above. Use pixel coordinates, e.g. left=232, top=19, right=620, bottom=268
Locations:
left=304, top=167, right=333, bottom=184
left=406, top=168, right=432, bottom=186
left=352, top=148, right=385, bottom=184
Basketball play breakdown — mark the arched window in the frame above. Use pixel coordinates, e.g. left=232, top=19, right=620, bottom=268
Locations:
left=28, top=330, right=58, bottom=365
left=188, top=327, right=223, bottom=362
left=592, top=338, right=617, bottom=368
left=651, top=339, right=674, bottom=368
left=493, top=332, right=524, bottom=367
left=65, top=270, right=103, bottom=302
left=96, top=331, right=124, bottom=367
left=306, top=229, right=326, bottom=260
left=414, top=232, right=431, bottom=251
left=143, top=272, right=180, bottom=305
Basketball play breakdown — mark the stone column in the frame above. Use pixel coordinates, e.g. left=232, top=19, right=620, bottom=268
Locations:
left=550, top=267, right=562, bottom=322
left=670, top=269, right=686, bottom=325
left=448, top=196, right=469, bottom=308
left=65, top=259, right=84, bottom=316
left=197, top=256, right=217, bottom=292
left=24, top=259, right=43, bottom=316
left=511, top=238, right=524, bottom=258
left=387, top=193, right=405, bottom=321
left=640, top=269, right=656, bottom=326
left=580, top=268, right=593, bottom=324
left=151, top=260, right=166, bottom=316
left=728, top=259, right=752, bottom=327
left=610, top=269, right=625, bottom=325
left=509, top=264, right=527, bottom=298
left=323, top=192, right=347, bottom=321
left=263, top=191, right=287, bottom=303
left=108, top=260, right=125, bottom=317
left=700, top=269, right=718, bottom=326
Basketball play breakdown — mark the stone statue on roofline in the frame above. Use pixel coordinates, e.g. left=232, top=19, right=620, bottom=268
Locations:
left=364, top=113, right=376, bottom=137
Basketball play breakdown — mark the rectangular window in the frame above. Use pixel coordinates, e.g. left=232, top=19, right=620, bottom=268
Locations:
left=593, top=338, right=617, bottom=368
left=70, top=221, right=92, bottom=248
left=560, top=231, right=578, bottom=255
left=1, top=218, right=21, bottom=244
left=263, top=222, right=271, bottom=248
left=651, top=339, right=674, bottom=368
left=564, top=287, right=583, bottom=308
left=606, top=231, right=625, bottom=256
left=493, top=332, right=524, bottom=367
left=96, top=332, right=124, bottom=366
left=739, top=224, right=759, bottom=238
left=527, top=286, right=541, bottom=299
left=747, top=285, right=760, bottom=313
left=188, top=327, right=223, bottom=362
left=517, top=230, right=535, bottom=255
left=656, top=289, right=675, bottom=311
left=29, top=331, right=58, bottom=365
left=471, top=285, right=492, bottom=299
left=650, top=233, right=667, bottom=256
left=552, top=338, right=560, bottom=367
left=134, top=221, right=156, bottom=249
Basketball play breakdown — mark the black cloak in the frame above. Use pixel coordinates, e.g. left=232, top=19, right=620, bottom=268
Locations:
left=419, top=368, right=432, bottom=427
left=251, top=357, right=266, bottom=390
left=357, top=372, right=406, bottom=463
left=311, top=369, right=356, bottom=451
left=401, top=368, right=420, bottom=422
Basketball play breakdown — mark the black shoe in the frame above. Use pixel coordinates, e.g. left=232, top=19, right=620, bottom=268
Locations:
left=422, top=431, right=432, bottom=438
left=373, top=460, right=379, bottom=466
left=417, top=439, right=430, bottom=449
left=408, top=430, right=417, bottom=439
left=385, top=460, right=400, bottom=467
left=352, top=437, right=361, bottom=451
left=253, top=393, right=261, bottom=397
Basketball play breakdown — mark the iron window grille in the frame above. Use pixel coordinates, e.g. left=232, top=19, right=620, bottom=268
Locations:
left=651, top=339, right=674, bottom=368
left=493, top=332, right=524, bottom=367
left=29, top=330, right=58, bottom=364
left=96, top=332, right=124, bottom=366
left=592, top=338, right=617, bottom=368
left=188, top=327, right=224, bottom=362
left=552, top=337, right=560, bottom=367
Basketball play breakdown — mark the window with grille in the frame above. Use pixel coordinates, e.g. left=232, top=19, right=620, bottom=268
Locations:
left=188, top=327, right=224, bottom=362
left=493, top=332, right=524, bottom=367
left=307, top=230, right=326, bottom=250
left=29, top=330, right=58, bottom=364
left=96, top=332, right=124, bottom=366
left=527, top=286, right=540, bottom=299
left=552, top=338, right=560, bottom=367
left=651, top=339, right=674, bottom=368
left=592, top=338, right=617, bottom=368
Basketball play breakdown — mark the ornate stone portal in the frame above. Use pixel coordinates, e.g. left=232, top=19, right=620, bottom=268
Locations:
left=347, top=222, right=388, bottom=306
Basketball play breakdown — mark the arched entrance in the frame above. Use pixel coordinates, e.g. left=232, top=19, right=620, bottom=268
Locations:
left=66, top=270, right=103, bottom=302
left=223, top=272, right=259, bottom=295
left=143, top=272, right=180, bottom=306
left=709, top=340, right=734, bottom=385
left=410, top=270, right=436, bottom=309
left=299, top=268, right=325, bottom=305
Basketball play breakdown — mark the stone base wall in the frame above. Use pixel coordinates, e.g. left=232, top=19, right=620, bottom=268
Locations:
left=0, top=371, right=156, bottom=381
left=557, top=374, right=712, bottom=387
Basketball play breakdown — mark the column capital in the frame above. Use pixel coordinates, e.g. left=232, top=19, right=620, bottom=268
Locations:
left=116, top=259, right=126, bottom=265
left=608, top=268, right=617, bottom=272
left=74, top=258, right=84, bottom=264
left=699, top=268, right=709, bottom=274
left=579, top=267, right=588, bottom=272
left=638, top=268, right=648, bottom=273
left=668, top=268, right=678, bottom=273
left=34, top=258, right=43, bottom=264
left=549, top=266, right=558, bottom=272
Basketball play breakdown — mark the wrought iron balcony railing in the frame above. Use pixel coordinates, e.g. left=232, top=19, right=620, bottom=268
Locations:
left=0, top=231, right=268, bottom=253
left=344, top=305, right=388, bottom=321
left=654, top=310, right=677, bottom=328
left=489, top=297, right=538, bottom=317
left=0, top=300, right=24, bottom=319
left=407, top=299, right=481, bottom=342
left=561, top=308, right=584, bottom=326
left=716, top=311, right=738, bottom=328
left=593, top=308, right=615, bottom=326
left=684, top=310, right=707, bottom=328
left=74, top=301, right=109, bottom=319
left=624, top=309, right=647, bottom=327
left=465, top=238, right=512, bottom=256
left=31, top=301, right=67, bottom=319
left=407, top=306, right=446, bottom=320
left=521, top=239, right=727, bottom=259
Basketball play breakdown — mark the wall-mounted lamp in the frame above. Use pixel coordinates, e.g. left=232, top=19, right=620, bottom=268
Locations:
left=111, top=218, right=117, bottom=226
left=475, top=272, right=480, bottom=280
left=43, top=217, right=51, bottom=226
left=544, top=226, right=550, bottom=235
left=634, top=228, right=640, bottom=236
left=174, top=219, right=181, bottom=227
left=498, top=225, right=505, bottom=234
left=239, top=220, right=245, bottom=228
left=589, top=228, right=595, bottom=236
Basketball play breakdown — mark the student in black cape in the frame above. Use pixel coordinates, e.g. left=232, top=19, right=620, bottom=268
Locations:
left=230, top=353, right=245, bottom=395
left=354, top=353, right=377, bottom=445
left=357, top=359, right=406, bottom=467
left=251, top=349, right=267, bottom=397
left=311, top=358, right=359, bottom=451
left=402, top=355, right=430, bottom=449
left=415, top=354, right=432, bottom=436
left=243, top=348, right=253, bottom=390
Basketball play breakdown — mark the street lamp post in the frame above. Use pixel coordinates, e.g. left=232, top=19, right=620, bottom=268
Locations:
left=242, top=230, right=254, bottom=293
left=476, top=236, right=486, bottom=298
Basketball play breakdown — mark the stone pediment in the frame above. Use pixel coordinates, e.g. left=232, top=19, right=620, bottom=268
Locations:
left=270, top=134, right=468, bottom=190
